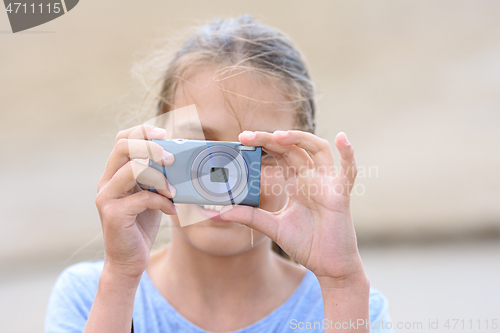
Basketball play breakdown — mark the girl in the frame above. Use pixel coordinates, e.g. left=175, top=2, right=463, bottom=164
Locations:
left=45, top=15, right=392, bottom=333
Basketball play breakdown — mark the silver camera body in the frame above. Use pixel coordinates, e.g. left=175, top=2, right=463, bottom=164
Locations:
left=149, top=139, right=262, bottom=207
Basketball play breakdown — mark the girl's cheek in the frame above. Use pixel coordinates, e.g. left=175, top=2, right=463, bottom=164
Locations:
left=260, top=164, right=288, bottom=212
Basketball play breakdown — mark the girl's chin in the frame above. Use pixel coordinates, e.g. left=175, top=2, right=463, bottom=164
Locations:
left=172, top=212, right=267, bottom=256
left=180, top=230, right=256, bottom=256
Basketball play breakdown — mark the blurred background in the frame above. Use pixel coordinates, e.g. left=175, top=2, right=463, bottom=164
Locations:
left=1, top=1, right=499, bottom=332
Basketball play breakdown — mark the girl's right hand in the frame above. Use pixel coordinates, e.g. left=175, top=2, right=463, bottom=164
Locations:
left=95, top=124, right=177, bottom=279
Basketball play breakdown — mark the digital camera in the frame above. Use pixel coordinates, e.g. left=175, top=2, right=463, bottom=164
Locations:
left=148, top=139, right=262, bottom=207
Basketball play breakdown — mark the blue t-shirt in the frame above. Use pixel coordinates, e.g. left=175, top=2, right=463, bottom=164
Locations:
left=45, top=260, right=393, bottom=333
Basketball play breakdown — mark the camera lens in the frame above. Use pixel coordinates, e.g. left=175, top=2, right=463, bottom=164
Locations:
left=191, top=145, right=248, bottom=203
left=210, top=167, right=229, bottom=183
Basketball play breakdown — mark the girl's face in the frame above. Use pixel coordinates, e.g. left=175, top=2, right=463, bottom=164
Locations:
left=168, top=68, right=296, bottom=256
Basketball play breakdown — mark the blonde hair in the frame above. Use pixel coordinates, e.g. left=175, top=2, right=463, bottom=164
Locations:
left=138, top=14, right=317, bottom=134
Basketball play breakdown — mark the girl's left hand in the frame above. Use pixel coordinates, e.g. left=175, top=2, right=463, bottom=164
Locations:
left=220, top=130, right=365, bottom=285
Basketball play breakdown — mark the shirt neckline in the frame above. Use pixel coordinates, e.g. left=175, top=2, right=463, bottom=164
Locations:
left=142, top=267, right=313, bottom=333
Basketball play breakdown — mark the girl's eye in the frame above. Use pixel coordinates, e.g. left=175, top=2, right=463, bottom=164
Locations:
left=261, top=150, right=272, bottom=158
left=261, top=150, right=276, bottom=163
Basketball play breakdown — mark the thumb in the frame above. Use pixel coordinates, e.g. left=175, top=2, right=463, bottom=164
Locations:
left=220, top=205, right=279, bottom=241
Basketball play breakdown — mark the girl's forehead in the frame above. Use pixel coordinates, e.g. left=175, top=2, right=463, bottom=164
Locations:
left=172, top=69, right=296, bottom=133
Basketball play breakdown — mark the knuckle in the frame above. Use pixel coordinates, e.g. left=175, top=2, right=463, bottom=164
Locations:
left=115, top=138, right=128, bottom=152
left=319, top=138, right=330, bottom=150
left=97, top=178, right=104, bottom=193
left=137, top=190, right=152, bottom=203
left=125, top=161, right=140, bottom=181
left=352, top=166, right=358, bottom=177
left=124, top=160, right=134, bottom=170
left=95, top=192, right=104, bottom=207
left=115, top=130, right=126, bottom=143
left=95, top=193, right=109, bottom=213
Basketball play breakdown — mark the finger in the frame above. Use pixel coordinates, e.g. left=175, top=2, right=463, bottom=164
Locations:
left=119, top=190, right=177, bottom=216
left=240, top=131, right=293, bottom=178
left=219, top=205, right=279, bottom=241
left=100, top=139, right=174, bottom=186
left=335, top=132, right=357, bottom=193
left=102, top=160, right=175, bottom=199
left=272, top=130, right=335, bottom=175
left=114, top=124, right=166, bottom=144
left=239, top=131, right=313, bottom=178
left=97, top=125, right=168, bottom=192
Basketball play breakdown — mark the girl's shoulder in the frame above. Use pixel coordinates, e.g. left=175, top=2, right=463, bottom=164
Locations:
left=59, top=260, right=104, bottom=282
left=52, top=260, right=105, bottom=297
left=62, top=259, right=105, bottom=275
left=45, top=260, right=106, bottom=332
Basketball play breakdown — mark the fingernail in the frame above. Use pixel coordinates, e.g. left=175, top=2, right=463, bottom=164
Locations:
left=168, top=184, right=176, bottom=197
left=220, top=205, right=233, bottom=215
left=241, top=131, right=255, bottom=139
left=344, top=134, right=351, bottom=146
left=163, top=150, right=174, bottom=162
left=154, top=127, right=166, bottom=135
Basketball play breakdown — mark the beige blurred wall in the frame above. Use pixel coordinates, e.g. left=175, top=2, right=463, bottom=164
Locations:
left=1, top=0, right=499, bottom=265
